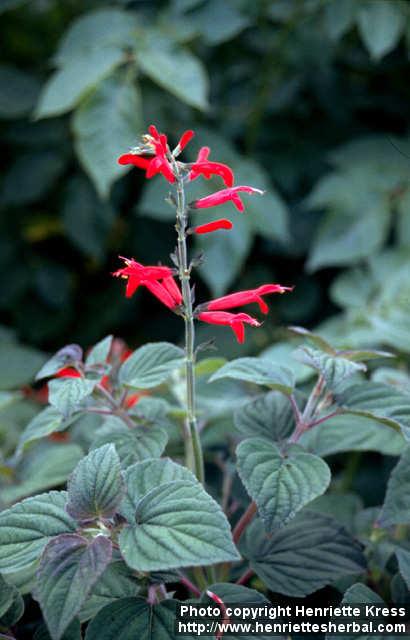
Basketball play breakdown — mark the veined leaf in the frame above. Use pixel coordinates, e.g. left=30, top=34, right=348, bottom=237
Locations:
left=241, top=512, right=365, bottom=597
left=0, top=491, right=75, bottom=573
left=119, top=481, right=239, bottom=571
left=120, top=457, right=197, bottom=521
left=48, top=377, right=96, bottom=418
left=293, top=346, right=366, bottom=390
left=119, top=342, right=185, bottom=389
left=237, top=438, right=331, bottom=530
left=90, top=418, right=168, bottom=468
left=209, top=357, right=294, bottom=395
left=66, top=444, right=124, bottom=521
left=379, top=446, right=410, bottom=527
left=85, top=335, right=113, bottom=366
left=35, top=534, right=112, bottom=640
left=234, top=391, right=295, bottom=441
left=85, top=597, right=197, bottom=640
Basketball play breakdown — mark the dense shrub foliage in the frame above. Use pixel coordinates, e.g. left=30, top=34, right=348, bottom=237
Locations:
left=1, top=1, right=410, bottom=638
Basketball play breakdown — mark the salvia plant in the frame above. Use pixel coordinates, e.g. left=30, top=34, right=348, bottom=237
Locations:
left=1, top=127, right=410, bottom=640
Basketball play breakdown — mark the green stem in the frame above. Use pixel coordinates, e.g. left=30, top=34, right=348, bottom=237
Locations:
left=172, top=162, right=205, bottom=485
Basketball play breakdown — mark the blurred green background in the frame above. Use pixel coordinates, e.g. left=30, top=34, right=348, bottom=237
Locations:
left=1, top=0, right=410, bottom=362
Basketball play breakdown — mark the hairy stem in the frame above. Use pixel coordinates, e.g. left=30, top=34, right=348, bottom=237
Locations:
left=172, top=162, right=205, bottom=484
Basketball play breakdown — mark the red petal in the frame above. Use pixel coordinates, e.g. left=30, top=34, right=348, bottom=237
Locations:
left=179, top=130, right=195, bottom=150
left=144, top=280, right=177, bottom=309
left=232, top=321, right=245, bottom=343
left=118, top=153, right=150, bottom=169
left=194, top=219, right=233, bottom=234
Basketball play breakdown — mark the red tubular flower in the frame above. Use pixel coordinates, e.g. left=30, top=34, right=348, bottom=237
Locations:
left=118, top=124, right=175, bottom=184
left=189, top=146, right=234, bottom=187
left=55, top=367, right=81, bottom=378
left=192, top=219, right=233, bottom=235
left=113, top=256, right=182, bottom=310
left=178, top=130, right=195, bottom=151
left=197, top=311, right=260, bottom=343
left=204, top=284, right=293, bottom=314
left=191, top=186, right=264, bottom=213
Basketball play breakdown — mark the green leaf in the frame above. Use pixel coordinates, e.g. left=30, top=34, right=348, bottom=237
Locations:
left=209, top=357, right=294, bottom=395
left=327, top=583, right=384, bottom=640
left=201, top=583, right=273, bottom=640
left=357, top=0, right=405, bottom=60
left=0, top=574, right=24, bottom=628
left=0, top=65, right=40, bottom=119
left=336, top=382, right=410, bottom=439
left=300, top=413, right=404, bottom=457
left=234, top=391, right=295, bottom=441
left=379, top=446, right=410, bottom=527
left=73, top=74, right=143, bottom=198
left=192, top=0, right=249, bottom=45
left=55, top=9, right=138, bottom=64
left=2, top=443, right=83, bottom=504
left=62, top=176, right=115, bottom=258
left=120, top=458, right=197, bottom=521
left=16, top=407, right=68, bottom=455
left=86, top=335, right=113, bottom=366
left=241, top=512, right=365, bottom=597
left=0, top=342, right=46, bottom=390
left=119, top=342, right=185, bottom=389
left=35, top=534, right=112, bottom=640
left=324, top=0, right=356, bottom=41
left=90, top=418, right=168, bottom=468
left=34, top=620, right=82, bottom=640
left=119, top=481, right=239, bottom=571
left=35, top=48, right=124, bottom=118
left=0, top=574, right=16, bottom=618
left=135, top=31, right=208, bottom=110
left=237, top=439, right=330, bottom=530
left=66, top=444, right=124, bottom=521
left=396, top=548, right=410, bottom=590
left=288, top=326, right=336, bottom=354
left=0, top=491, right=76, bottom=573
left=0, top=580, right=24, bottom=628
left=48, top=377, right=96, bottom=418
left=79, top=560, right=138, bottom=622
left=293, top=346, right=366, bottom=390
left=85, top=597, right=196, bottom=640
left=307, top=205, right=390, bottom=272
left=35, top=344, right=83, bottom=381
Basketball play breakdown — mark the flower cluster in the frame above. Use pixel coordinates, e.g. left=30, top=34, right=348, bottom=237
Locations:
left=115, top=126, right=292, bottom=342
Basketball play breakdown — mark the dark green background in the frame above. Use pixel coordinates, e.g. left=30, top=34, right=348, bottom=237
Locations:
left=1, top=0, right=410, bottom=359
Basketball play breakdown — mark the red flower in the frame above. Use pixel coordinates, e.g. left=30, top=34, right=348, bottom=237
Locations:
left=197, top=311, right=260, bottom=344
left=55, top=367, right=81, bottom=378
left=191, top=186, right=264, bottom=213
left=118, top=124, right=175, bottom=184
left=192, top=219, right=233, bottom=235
left=176, top=130, right=195, bottom=152
left=204, top=284, right=293, bottom=314
left=189, top=147, right=234, bottom=187
left=113, top=257, right=182, bottom=310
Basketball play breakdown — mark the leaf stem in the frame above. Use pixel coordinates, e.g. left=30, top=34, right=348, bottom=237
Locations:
left=236, top=567, right=254, bottom=586
left=179, top=573, right=201, bottom=597
left=171, top=160, right=205, bottom=485
left=233, top=501, right=258, bottom=546
left=95, top=383, right=135, bottom=429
